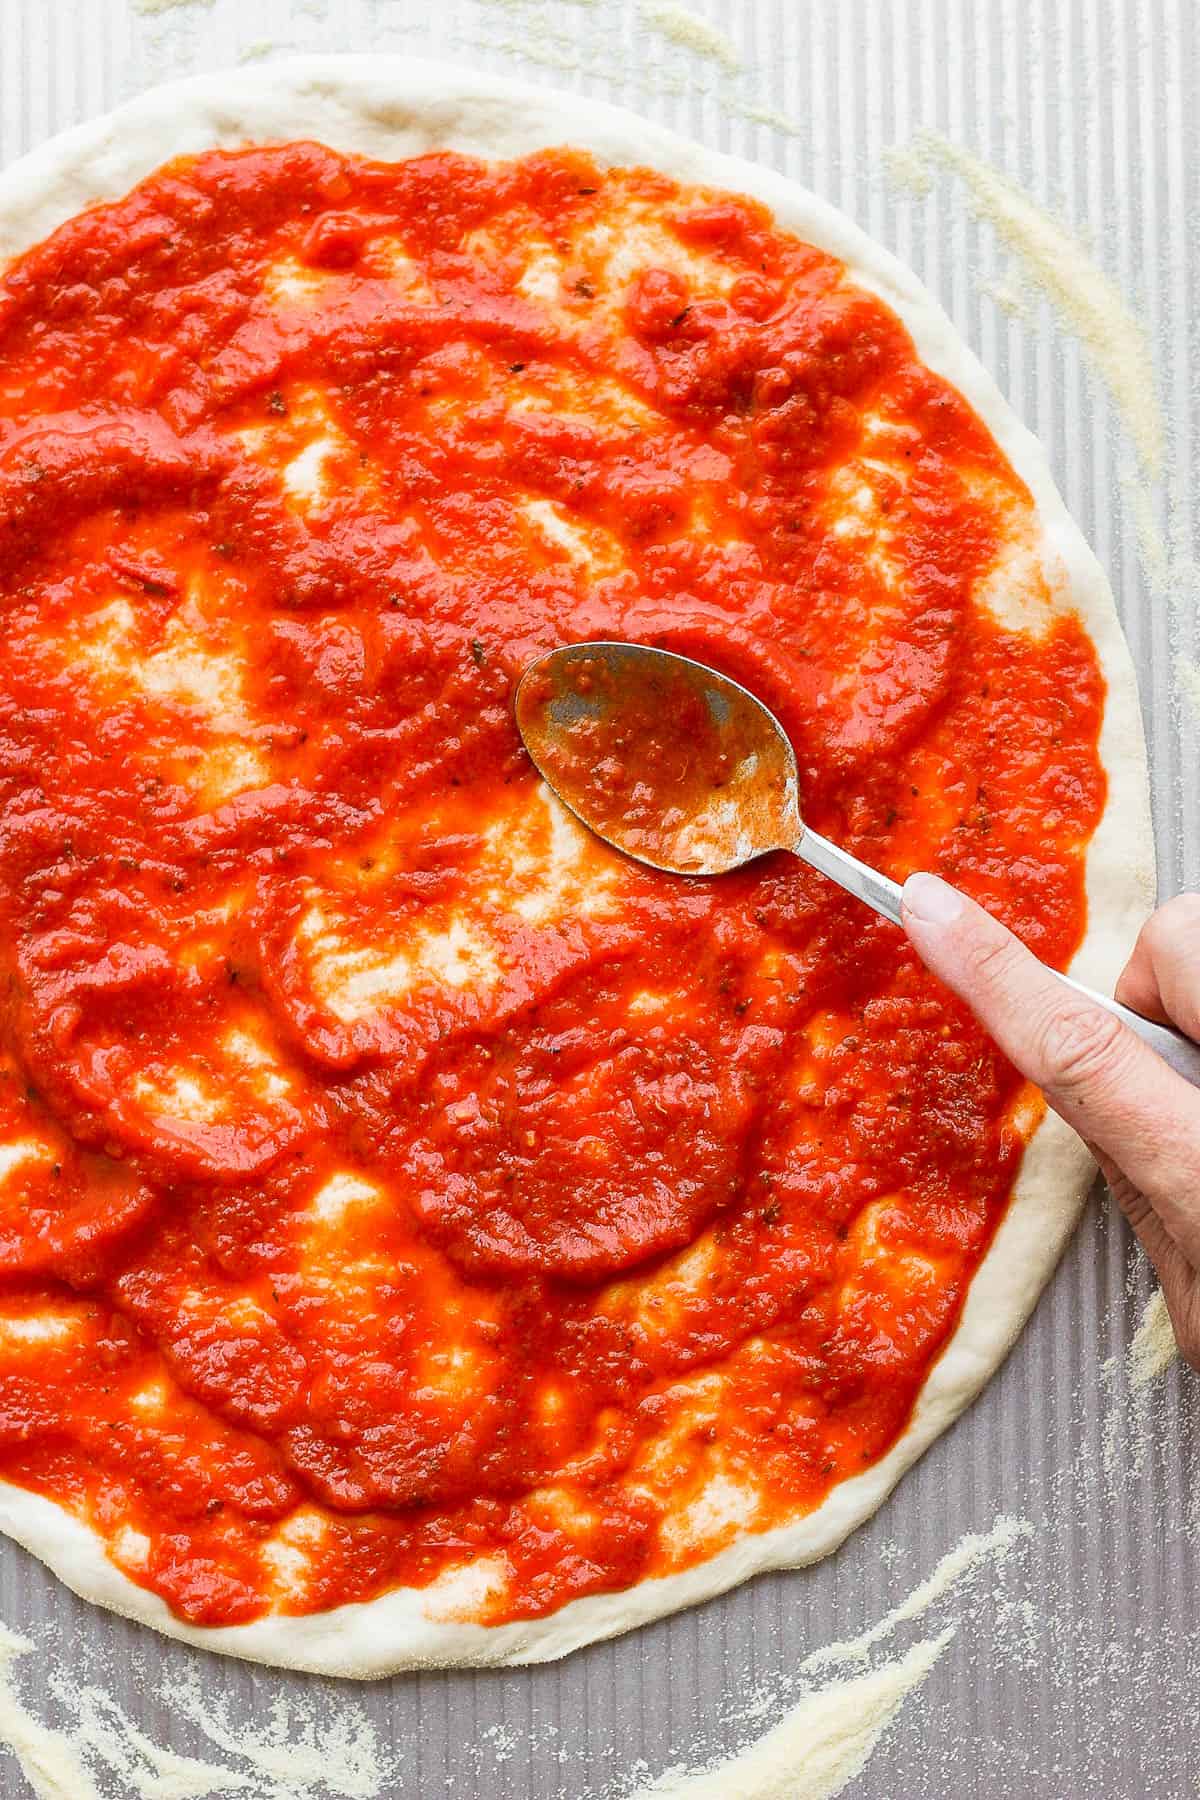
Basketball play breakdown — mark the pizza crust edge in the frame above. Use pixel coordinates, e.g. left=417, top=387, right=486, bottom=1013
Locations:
left=0, top=55, right=1154, bottom=1675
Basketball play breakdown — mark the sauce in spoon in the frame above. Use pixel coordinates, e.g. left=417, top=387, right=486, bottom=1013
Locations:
left=514, top=640, right=799, bottom=875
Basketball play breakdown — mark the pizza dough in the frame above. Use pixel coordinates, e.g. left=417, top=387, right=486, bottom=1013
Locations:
left=0, top=58, right=1153, bottom=1674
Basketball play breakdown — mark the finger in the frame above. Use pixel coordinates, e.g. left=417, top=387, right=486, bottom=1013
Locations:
left=901, top=871, right=1200, bottom=1266
left=1114, top=893, right=1200, bottom=1040
left=1101, top=1157, right=1182, bottom=1282
left=1100, top=1159, right=1200, bottom=1370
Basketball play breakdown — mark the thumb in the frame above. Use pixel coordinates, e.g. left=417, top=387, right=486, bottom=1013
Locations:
left=900, top=871, right=1200, bottom=1265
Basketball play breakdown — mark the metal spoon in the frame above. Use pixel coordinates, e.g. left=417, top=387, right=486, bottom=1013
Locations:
left=515, top=639, right=1200, bottom=1087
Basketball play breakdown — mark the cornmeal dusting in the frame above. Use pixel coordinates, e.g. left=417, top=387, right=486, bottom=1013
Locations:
left=628, top=1516, right=1031, bottom=1798
left=1175, top=655, right=1200, bottom=729
left=0, top=1626, right=102, bottom=1800
left=634, top=1634, right=952, bottom=1800
left=886, top=131, right=1164, bottom=477
left=639, top=1, right=742, bottom=73
left=1128, top=1288, right=1179, bottom=1390
left=0, top=1625, right=389, bottom=1799
left=131, top=0, right=214, bottom=13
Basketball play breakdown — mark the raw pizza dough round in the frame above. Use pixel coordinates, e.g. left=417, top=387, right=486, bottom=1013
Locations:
left=0, top=57, right=1153, bottom=1675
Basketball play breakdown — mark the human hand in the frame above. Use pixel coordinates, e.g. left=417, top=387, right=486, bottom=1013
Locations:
left=901, top=874, right=1200, bottom=1370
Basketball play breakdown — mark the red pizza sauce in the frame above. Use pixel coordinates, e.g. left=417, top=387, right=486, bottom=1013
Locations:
left=0, top=143, right=1104, bottom=1629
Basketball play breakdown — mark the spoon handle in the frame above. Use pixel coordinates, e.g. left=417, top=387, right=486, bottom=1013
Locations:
left=795, top=826, right=904, bottom=926
left=794, top=827, right=1200, bottom=1089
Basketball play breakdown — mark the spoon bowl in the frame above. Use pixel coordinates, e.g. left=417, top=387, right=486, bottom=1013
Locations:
left=514, top=640, right=799, bottom=876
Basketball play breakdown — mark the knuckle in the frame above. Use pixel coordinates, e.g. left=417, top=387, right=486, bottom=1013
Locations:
left=1167, top=1290, right=1200, bottom=1372
left=1036, top=1002, right=1130, bottom=1093
left=1139, top=897, right=1200, bottom=1037
left=1145, top=892, right=1200, bottom=951
left=1107, top=1170, right=1145, bottom=1221
left=971, top=930, right=1026, bottom=991
left=1176, top=1306, right=1200, bottom=1373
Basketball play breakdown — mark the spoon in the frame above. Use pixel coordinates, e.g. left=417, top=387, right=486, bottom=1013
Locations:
left=515, top=639, right=1200, bottom=1088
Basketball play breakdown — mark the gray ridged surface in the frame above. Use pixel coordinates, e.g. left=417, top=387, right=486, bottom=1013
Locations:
left=0, top=2, right=1197, bottom=1795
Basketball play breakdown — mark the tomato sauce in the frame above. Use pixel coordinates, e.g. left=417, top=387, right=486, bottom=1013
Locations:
left=0, top=143, right=1104, bottom=1628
